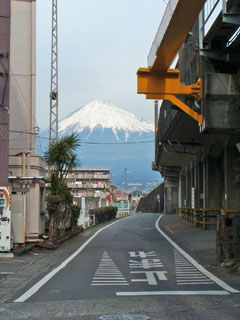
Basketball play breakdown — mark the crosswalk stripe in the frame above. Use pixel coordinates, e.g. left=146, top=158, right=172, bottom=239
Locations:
left=174, top=249, right=213, bottom=286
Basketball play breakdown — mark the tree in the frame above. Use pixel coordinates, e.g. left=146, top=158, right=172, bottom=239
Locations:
left=44, top=133, right=80, bottom=240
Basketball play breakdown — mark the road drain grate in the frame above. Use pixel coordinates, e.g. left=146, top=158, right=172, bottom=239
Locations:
left=99, top=315, right=149, bottom=320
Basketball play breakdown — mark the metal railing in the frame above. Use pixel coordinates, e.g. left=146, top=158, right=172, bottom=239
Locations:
left=177, top=207, right=240, bottom=230
left=199, top=0, right=222, bottom=47
left=204, top=0, right=220, bottom=24
left=116, top=208, right=129, bottom=219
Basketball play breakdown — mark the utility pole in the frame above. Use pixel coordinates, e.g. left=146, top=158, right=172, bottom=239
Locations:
left=124, top=168, right=127, bottom=195
left=0, top=1, right=10, bottom=186
left=124, top=168, right=131, bottom=198
left=49, top=0, right=58, bottom=144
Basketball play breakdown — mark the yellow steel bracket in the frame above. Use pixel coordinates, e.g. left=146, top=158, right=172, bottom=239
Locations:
left=137, top=67, right=203, bottom=125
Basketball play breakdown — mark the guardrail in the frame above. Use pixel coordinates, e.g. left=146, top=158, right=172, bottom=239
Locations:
left=178, top=206, right=240, bottom=230
left=116, top=209, right=129, bottom=219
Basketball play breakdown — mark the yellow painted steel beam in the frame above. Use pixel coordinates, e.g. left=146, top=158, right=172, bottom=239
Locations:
left=137, top=67, right=203, bottom=125
left=148, top=0, right=206, bottom=71
left=137, top=68, right=202, bottom=99
left=146, top=94, right=203, bottom=125
left=137, top=0, right=206, bottom=125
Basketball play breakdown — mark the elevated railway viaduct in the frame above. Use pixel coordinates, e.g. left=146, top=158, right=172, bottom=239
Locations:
left=138, top=0, right=240, bottom=213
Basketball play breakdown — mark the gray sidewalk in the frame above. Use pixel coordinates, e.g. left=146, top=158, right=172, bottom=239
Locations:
left=159, top=213, right=240, bottom=290
left=159, top=214, right=216, bottom=265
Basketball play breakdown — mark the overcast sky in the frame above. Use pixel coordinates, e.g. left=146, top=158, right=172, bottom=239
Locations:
left=36, top=0, right=166, bottom=130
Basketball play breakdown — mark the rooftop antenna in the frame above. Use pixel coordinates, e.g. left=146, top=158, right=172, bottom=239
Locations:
left=49, top=0, right=58, bottom=144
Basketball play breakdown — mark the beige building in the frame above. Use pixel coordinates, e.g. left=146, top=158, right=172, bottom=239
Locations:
left=9, top=0, right=36, bottom=155
left=67, top=168, right=111, bottom=199
left=67, top=168, right=111, bottom=228
left=8, top=0, right=47, bottom=243
left=9, top=154, right=46, bottom=242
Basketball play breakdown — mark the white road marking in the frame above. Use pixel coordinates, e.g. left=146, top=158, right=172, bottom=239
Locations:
left=93, top=283, right=129, bottom=286
left=156, top=215, right=239, bottom=293
left=178, top=282, right=214, bottom=285
left=176, top=273, right=205, bottom=276
left=0, top=272, right=14, bottom=275
left=131, top=271, right=168, bottom=284
left=93, top=280, right=128, bottom=283
left=176, top=266, right=196, bottom=268
left=116, top=291, right=230, bottom=296
left=129, top=258, right=163, bottom=269
left=174, top=249, right=214, bottom=286
left=177, top=279, right=214, bottom=282
left=93, top=276, right=125, bottom=280
left=14, top=218, right=129, bottom=302
left=91, top=251, right=128, bottom=286
left=177, top=276, right=207, bottom=279
left=96, top=272, right=121, bottom=274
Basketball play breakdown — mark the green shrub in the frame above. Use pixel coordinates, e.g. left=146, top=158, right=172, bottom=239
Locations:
left=71, top=204, right=80, bottom=227
left=89, top=206, right=118, bottom=224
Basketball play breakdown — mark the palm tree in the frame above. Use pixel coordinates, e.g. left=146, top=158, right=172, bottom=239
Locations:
left=44, top=133, right=80, bottom=239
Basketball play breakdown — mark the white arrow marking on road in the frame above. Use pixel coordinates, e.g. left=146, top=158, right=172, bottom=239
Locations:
left=91, top=251, right=128, bottom=286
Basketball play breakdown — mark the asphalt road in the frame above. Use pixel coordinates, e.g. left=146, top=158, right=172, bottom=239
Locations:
left=1, top=213, right=240, bottom=319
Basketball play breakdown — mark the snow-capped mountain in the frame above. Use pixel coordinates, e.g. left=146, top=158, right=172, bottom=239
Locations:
left=58, top=100, right=154, bottom=142
left=38, top=101, right=160, bottom=189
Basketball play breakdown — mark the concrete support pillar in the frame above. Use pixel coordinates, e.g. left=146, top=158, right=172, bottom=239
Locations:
left=207, top=157, right=223, bottom=208
left=199, top=160, right=204, bottom=208
left=164, top=179, right=178, bottom=214
left=178, top=176, right=181, bottom=207
left=224, top=146, right=240, bottom=209
left=186, top=165, right=191, bottom=207
left=195, top=155, right=200, bottom=208
left=190, top=161, right=195, bottom=208
left=205, top=157, right=209, bottom=208
left=178, top=171, right=187, bottom=207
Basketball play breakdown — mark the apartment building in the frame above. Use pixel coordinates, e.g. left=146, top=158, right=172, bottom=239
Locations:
left=67, top=168, right=111, bottom=199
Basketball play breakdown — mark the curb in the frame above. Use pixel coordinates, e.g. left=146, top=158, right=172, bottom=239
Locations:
left=12, top=229, right=84, bottom=256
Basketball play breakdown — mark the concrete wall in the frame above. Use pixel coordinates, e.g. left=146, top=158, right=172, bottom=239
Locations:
left=136, top=183, right=164, bottom=213
left=9, top=0, right=36, bottom=155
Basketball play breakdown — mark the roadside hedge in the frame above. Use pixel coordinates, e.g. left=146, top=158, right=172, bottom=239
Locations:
left=89, top=206, right=118, bottom=224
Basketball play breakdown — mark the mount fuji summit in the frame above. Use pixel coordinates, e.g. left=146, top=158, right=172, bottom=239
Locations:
left=38, top=100, right=160, bottom=189
left=58, top=100, right=154, bottom=142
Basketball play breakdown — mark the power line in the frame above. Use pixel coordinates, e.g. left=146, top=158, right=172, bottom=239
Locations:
left=9, top=128, right=38, bottom=135
left=83, top=141, right=154, bottom=145
left=37, top=135, right=154, bottom=145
